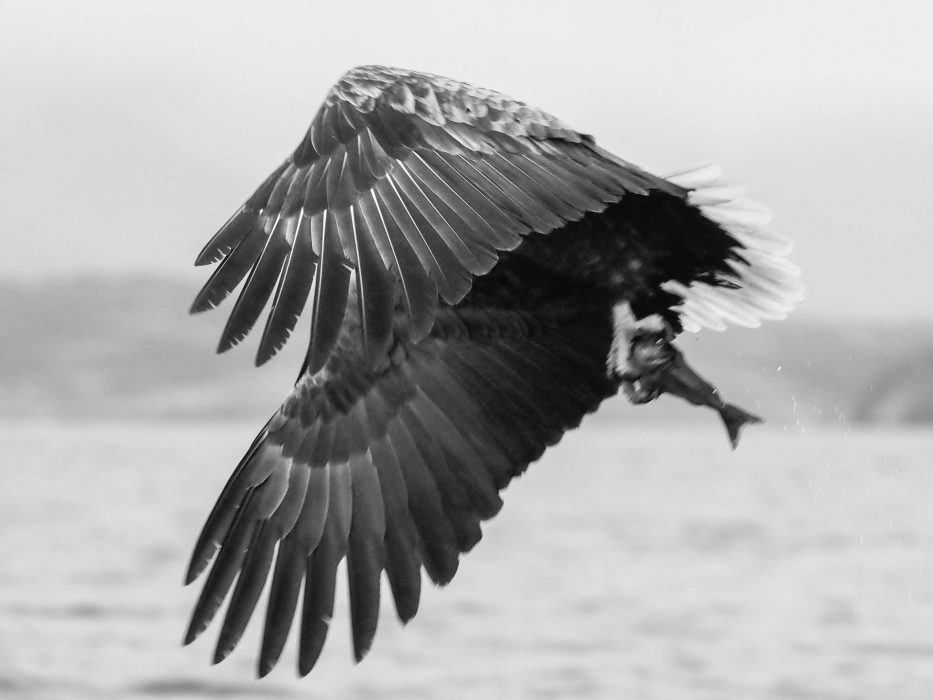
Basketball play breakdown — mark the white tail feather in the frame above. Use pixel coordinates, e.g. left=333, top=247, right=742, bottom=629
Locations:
left=687, top=185, right=747, bottom=206
left=666, top=163, right=723, bottom=188
left=662, top=163, right=803, bottom=333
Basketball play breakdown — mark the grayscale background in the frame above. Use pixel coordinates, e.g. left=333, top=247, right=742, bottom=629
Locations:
left=2, top=1, right=932, bottom=698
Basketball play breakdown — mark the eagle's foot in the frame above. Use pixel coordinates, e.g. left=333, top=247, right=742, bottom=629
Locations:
left=621, top=376, right=661, bottom=404
left=608, top=303, right=674, bottom=374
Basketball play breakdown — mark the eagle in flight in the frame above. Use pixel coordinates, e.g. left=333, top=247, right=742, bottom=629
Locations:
left=183, top=66, right=802, bottom=675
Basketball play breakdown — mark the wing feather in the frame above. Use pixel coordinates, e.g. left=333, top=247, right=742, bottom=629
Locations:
left=186, top=300, right=619, bottom=674
left=304, top=213, right=350, bottom=374
left=373, top=178, right=459, bottom=301
left=392, top=161, right=489, bottom=276
left=185, top=436, right=277, bottom=584
left=471, top=157, right=565, bottom=231
left=194, top=207, right=255, bottom=267
left=190, top=230, right=267, bottom=313
left=349, top=205, right=395, bottom=364
left=194, top=161, right=290, bottom=266
left=514, top=153, right=606, bottom=212
left=490, top=153, right=581, bottom=221
left=192, top=66, right=667, bottom=369
left=382, top=417, right=462, bottom=583
left=213, top=462, right=310, bottom=663
left=411, top=351, right=528, bottom=473
left=422, top=151, right=526, bottom=246
left=301, top=160, right=331, bottom=218
left=256, top=212, right=318, bottom=365
left=213, top=523, right=276, bottom=663
left=358, top=190, right=436, bottom=341
left=258, top=465, right=329, bottom=676
left=217, top=218, right=291, bottom=353
left=184, top=465, right=289, bottom=645
left=408, top=391, right=503, bottom=519
left=407, top=152, right=512, bottom=256
left=368, top=432, right=421, bottom=622
left=346, top=453, right=386, bottom=661
left=298, top=461, right=351, bottom=675
left=397, top=403, right=483, bottom=552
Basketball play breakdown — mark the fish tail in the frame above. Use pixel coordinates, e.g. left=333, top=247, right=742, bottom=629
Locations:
left=720, top=404, right=763, bottom=449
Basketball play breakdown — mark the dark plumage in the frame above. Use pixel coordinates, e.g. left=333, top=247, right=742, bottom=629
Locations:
left=184, top=65, right=802, bottom=675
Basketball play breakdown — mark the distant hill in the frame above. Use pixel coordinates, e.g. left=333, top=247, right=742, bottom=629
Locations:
left=1, top=275, right=930, bottom=427
left=853, top=353, right=933, bottom=425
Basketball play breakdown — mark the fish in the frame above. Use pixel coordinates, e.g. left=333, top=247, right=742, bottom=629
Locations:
left=621, top=329, right=763, bottom=448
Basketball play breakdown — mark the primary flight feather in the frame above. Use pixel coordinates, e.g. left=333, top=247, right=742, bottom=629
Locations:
left=184, top=65, right=802, bottom=675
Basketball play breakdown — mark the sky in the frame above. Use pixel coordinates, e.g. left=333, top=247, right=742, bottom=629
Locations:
left=1, top=0, right=931, bottom=321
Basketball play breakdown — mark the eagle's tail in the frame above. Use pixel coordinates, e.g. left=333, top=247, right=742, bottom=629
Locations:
left=662, top=163, right=804, bottom=333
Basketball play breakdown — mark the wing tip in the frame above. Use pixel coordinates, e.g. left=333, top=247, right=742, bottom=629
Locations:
left=352, top=641, right=373, bottom=664
left=255, top=326, right=290, bottom=366
left=212, top=643, right=233, bottom=666
left=298, top=646, right=325, bottom=677
left=257, top=658, right=277, bottom=679
left=183, top=544, right=215, bottom=586
left=394, top=594, right=420, bottom=625
left=189, top=294, right=217, bottom=315
left=254, top=345, right=275, bottom=367
left=194, top=251, right=223, bottom=267
left=216, top=327, right=246, bottom=355
left=183, top=567, right=201, bottom=588
left=182, top=618, right=205, bottom=647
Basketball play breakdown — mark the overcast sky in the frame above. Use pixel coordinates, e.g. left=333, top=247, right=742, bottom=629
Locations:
left=1, top=0, right=931, bottom=321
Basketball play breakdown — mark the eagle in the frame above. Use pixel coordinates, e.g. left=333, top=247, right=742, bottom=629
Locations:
left=183, top=65, right=802, bottom=676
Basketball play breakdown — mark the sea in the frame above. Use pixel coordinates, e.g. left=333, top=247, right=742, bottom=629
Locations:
left=3, top=421, right=933, bottom=699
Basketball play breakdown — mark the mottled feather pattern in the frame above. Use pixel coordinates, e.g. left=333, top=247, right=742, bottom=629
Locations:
left=327, top=66, right=585, bottom=144
left=193, top=65, right=678, bottom=368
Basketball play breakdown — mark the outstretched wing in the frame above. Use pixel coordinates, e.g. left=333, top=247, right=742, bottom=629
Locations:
left=183, top=300, right=619, bottom=675
left=190, top=65, right=680, bottom=372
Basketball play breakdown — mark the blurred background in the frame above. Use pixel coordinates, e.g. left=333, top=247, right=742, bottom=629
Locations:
left=2, top=1, right=932, bottom=698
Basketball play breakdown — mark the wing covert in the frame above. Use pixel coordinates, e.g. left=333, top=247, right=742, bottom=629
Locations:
left=192, top=65, right=680, bottom=373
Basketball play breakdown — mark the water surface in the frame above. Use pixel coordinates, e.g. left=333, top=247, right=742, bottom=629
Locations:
left=3, top=422, right=932, bottom=699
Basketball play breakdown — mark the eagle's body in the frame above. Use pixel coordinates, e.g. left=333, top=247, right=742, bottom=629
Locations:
left=184, top=66, right=801, bottom=676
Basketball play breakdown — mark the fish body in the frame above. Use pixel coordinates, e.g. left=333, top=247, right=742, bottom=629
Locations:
left=622, top=329, right=762, bottom=448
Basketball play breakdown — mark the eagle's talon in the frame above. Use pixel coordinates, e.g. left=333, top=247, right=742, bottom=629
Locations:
left=622, top=377, right=660, bottom=404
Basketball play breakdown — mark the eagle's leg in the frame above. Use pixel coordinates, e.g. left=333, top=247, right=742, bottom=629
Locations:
left=608, top=303, right=672, bottom=381
left=609, top=304, right=671, bottom=403
left=609, top=302, right=763, bottom=448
